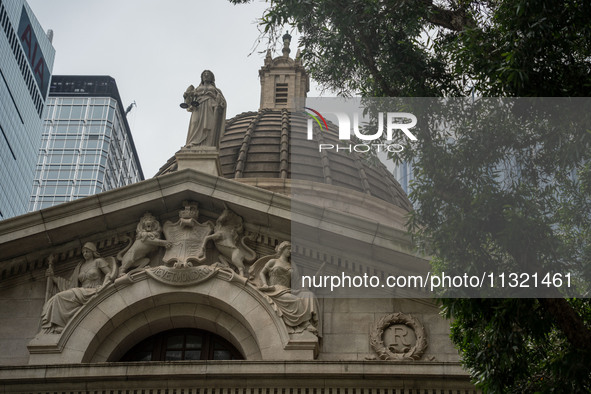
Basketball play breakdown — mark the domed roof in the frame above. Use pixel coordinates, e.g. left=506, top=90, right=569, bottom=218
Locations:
left=155, top=108, right=412, bottom=211
left=156, top=35, right=411, bottom=212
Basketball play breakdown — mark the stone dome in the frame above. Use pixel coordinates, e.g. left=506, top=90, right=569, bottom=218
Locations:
left=156, top=35, right=411, bottom=212
left=155, top=108, right=412, bottom=211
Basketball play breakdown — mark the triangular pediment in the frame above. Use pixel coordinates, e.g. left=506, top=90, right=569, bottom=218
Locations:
left=0, top=170, right=290, bottom=275
left=1, top=169, right=427, bottom=290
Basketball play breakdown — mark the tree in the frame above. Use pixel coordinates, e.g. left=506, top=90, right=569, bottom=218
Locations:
left=404, top=97, right=591, bottom=392
left=230, top=0, right=591, bottom=391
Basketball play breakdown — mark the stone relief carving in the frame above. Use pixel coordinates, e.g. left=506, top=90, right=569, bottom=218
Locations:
left=36, top=203, right=324, bottom=340
left=369, top=312, right=427, bottom=361
left=115, top=204, right=256, bottom=276
left=181, top=70, right=226, bottom=148
left=162, top=201, right=213, bottom=268
left=145, top=265, right=218, bottom=286
left=117, top=212, right=172, bottom=276
left=202, top=207, right=256, bottom=277
left=249, top=241, right=321, bottom=336
left=41, top=242, right=117, bottom=334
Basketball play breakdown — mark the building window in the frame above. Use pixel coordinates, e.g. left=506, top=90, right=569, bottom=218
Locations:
left=119, top=329, right=243, bottom=361
left=275, top=83, right=288, bottom=106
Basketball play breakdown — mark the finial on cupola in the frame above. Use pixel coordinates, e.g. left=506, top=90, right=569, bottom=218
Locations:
left=282, top=31, right=292, bottom=57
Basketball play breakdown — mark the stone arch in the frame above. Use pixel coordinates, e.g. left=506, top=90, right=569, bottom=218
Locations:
left=86, top=294, right=261, bottom=362
left=28, top=270, right=317, bottom=364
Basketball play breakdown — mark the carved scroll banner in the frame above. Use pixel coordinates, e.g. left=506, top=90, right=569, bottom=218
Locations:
left=146, top=266, right=218, bottom=286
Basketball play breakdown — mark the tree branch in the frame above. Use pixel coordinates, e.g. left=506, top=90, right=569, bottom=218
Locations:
left=538, top=297, right=591, bottom=354
left=418, top=0, right=475, bottom=32
left=334, top=3, right=401, bottom=96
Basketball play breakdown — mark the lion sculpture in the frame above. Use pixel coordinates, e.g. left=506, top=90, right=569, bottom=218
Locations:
left=118, top=212, right=171, bottom=276
left=203, top=208, right=256, bottom=276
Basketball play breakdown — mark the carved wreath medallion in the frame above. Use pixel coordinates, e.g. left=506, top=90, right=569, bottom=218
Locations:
left=370, top=312, right=427, bottom=361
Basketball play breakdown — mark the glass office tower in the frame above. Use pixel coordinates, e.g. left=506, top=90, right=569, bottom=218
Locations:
left=393, top=161, right=412, bottom=195
left=29, top=76, right=144, bottom=211
left=0, top=0, right=55, bottom=219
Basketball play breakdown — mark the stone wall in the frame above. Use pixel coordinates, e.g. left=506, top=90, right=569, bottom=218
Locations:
left=320, top=298, right=459, bottom=362
left=0, top=272, right=461, bottom=366
left=0, top=362, right=478, bottom=394
left=0, top=279, right=45, bottom=365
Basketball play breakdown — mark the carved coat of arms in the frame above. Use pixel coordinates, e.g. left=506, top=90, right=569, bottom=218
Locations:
left=162, top=202, right=213, bottom=267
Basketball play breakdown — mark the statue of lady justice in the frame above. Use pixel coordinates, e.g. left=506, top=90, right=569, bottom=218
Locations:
left=181, top=70, right=226, bottom=148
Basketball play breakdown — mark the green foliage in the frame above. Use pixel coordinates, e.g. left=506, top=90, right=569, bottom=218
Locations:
left=399, top=97, right=591, bottom=391
left=445, top=298, right=591, bottom=392
left=448, top=0, right=591, bottom=96
left=233, top=0, right=459, bottom=96
left=231, top=0, right=591, bottom=97
left=401, top=99, right=591, bottom=286
left=231, top=0, right=591, bottom=391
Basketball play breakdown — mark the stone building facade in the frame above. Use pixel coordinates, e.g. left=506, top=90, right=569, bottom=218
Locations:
left=0, top=38, right=476, bottom=393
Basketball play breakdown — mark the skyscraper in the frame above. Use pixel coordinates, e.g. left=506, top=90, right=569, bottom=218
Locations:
left=28, top=75, right=144, bottom=211
left=0, top=0, right=54, bottom=219
left=393, top=160, right=413, bottom=195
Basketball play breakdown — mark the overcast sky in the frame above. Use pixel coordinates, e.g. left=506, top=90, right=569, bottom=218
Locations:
left=28, top=0, right=324, bottom=177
